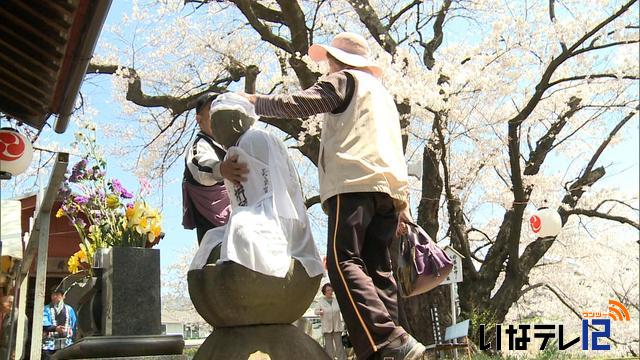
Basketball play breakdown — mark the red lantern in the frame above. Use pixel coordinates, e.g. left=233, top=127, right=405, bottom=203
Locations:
left=0, top=128, right=33, bottom=179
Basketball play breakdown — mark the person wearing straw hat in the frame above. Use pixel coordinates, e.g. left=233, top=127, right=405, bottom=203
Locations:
left=237, top=32, right=424, bottom=360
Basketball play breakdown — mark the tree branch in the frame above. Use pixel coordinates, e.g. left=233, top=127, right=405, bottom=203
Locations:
left=571, top=39, right=640, bottom=57
left=251, top=2, right=285, bottom=24
left=304, top=195, right=321, bottom=209
left=507, top=0, right=636, bottom=127
left=86, top=63, right=234, bottom=115
left=595, top=199, right=639, bottom=212
left=548, top=0, right=567, bottom=51
left=388, top=0, right=422, bottom=29
left=565, top=208, right=639, bottom=229
left=566, top=0, right=638, bottom=55
left=229, top=0, right=293, bottom=52
left=346, top=0, right=397, bottom=54
left=583, top=108, right=637, bottom=176
left=548, top=73, right=640, bottom=88
left=524, top=96, right=582, bottom=175
left=274, top=0, right=318, bottom=89
left=421, top=0, right=452, bottom=69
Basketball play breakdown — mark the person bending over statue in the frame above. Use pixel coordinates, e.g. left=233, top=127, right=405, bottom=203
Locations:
left=190, top=93, right=323, bottom=281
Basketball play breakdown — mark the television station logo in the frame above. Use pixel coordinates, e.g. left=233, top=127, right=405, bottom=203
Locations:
left=480, top=300, right=632, bottom=352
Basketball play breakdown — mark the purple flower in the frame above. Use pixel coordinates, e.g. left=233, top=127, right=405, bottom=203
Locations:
left=69, top=159, right=88, bottom=183
left=74, top=196, right=89, bottom=205
left=110, top=179, right=134, bottom=199
left=97, top=189, right=106, bottom=202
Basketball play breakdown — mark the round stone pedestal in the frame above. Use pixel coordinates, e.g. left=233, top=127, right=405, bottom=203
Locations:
left=193, top=325, right=330, bottom=360
left=188, top=246, right=326, bottom=360
left=188, top=259, right=321, bottom=327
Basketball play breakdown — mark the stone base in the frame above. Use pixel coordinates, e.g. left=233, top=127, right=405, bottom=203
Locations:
left=50, top=335, right=184, bottom=360
left=68, top=356, right=186, bottom=360
left=195, top=324, right=330, bottom=360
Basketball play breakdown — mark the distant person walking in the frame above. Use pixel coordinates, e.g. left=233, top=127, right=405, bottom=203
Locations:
left=315, top=283, right=346, bottom=360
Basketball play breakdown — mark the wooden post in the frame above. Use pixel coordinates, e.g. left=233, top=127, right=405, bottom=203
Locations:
left=14, top=274, right=28, bottom=359
left=12, top=153, right=68, bottom=360
left=28, top=214, right=50, bottom=360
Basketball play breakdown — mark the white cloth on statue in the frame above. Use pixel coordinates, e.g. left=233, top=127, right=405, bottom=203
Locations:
left=190, top=128, right=324, bottom=278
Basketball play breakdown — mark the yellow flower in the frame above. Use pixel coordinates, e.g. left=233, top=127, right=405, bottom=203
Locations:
left=68, top=255, right=80, bottom=274
left=55, top=208, right=64, bottom=218
left=151, top=224, right=162, bottom=239
left=127, top=202, right=145, bottom=228
left=106, top=194, right=120, bottom=209
left=76, top=249, right=87, bottom=263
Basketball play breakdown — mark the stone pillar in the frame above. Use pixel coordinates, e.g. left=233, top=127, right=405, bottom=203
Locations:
left=100, top=247, right=161, bottom=336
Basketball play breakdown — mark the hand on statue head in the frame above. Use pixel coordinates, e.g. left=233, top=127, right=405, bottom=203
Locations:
left=220, top=153, right=249, bottom=185
left=237, top=92, right=257, bottom=105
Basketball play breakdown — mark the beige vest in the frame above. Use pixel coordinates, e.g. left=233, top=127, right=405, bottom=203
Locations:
left=319, top=70, right=409, bottom=211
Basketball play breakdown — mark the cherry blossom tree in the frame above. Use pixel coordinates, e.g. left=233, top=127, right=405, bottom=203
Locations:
left=38, top=0, right=640, bottom=354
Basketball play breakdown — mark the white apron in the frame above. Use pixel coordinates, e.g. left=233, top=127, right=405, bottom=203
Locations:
left=190, top=129, right=323, bottom=278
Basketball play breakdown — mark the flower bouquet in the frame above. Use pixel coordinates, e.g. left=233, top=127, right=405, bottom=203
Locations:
left=58, top=132, right=162, bottom=275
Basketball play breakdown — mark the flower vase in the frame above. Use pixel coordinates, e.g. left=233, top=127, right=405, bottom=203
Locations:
left=95, top=246, right=162, bottom=336
left=63, top=272, right=102, bottom=337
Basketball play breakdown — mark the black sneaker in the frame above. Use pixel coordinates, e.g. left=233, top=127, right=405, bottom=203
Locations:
left=378, top=335, right=426, bottom=360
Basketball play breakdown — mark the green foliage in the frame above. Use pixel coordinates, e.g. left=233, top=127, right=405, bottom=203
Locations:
left=183, top=347, right=198, bottom=359
left=467, top=306, right=498, bottom=342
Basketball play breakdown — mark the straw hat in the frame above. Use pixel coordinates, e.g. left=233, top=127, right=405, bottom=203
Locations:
left=308, top=32, right=382, bottom=78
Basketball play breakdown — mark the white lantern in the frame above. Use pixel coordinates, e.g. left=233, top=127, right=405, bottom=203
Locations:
left=529, top=207, right=562, bottom=238
left=0, top=128, right=33, bottom=179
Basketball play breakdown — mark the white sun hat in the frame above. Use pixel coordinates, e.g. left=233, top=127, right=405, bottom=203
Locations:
left=308, top=32, right=382, bottom=78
